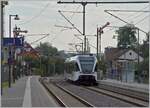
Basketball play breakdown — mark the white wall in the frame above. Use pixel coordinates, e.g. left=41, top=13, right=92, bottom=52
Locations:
left=119, top=50, right=144, bottom=62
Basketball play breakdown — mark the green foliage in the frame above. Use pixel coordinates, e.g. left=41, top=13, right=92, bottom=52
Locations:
left=36, top=42, right=58, bottom=56
left=21, top=42, right=66, bottom=77
left=2, top=81, right=8, bottom=88
left=116, top=24, right=137, bottom=48
left=34, top=42, right=65, bottom=76
left=97, top=56, right=107, bottom=74
left=135, top=34, right=149, bottom=83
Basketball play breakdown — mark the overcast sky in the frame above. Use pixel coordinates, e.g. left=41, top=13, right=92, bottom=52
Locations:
left=4, top=0, right=150, bottom=53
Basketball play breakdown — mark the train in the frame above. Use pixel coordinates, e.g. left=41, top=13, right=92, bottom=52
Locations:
left=64, top=54, right=98, bottom=85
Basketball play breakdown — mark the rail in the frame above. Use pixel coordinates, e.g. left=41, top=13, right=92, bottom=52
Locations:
left=54, top=83, right=95, bottom=107
left=40, top=79, right=67, bottom=107
left=97, top=83, right=149, bottom=102
left=84, top=86, right=149, bottom=107
left=40, top=78, right=94, bottom=107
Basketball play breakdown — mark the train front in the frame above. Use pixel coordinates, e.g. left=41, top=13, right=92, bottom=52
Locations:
left=77, top=55, right=97, bottom=85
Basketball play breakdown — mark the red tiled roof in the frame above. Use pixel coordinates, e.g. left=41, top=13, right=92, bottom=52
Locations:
left=17, top=42, right=40, bottom=58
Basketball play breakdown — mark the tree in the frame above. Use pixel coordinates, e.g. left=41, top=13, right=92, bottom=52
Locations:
left=35, top=42, right=58, bottom=56
left=116, top=24, right=137, bottom=48
left=97, top=56, right=107, bottom=79
left=34, top=42, right=66, bottom=76
left=135, top=35, right=149, bottom=83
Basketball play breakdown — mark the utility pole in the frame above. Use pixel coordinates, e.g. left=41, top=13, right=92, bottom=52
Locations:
left=97, top=22, right=110, bottom=58
left=1, top=0, right=8, bottom=95
left=83, top=3, right=86, bottom=53
left=137, top=28, right=140, bottom=65
left=8, top=14, right=19, bottom=87
left=13, top=26, right=27, bottom=82
left=57, top=1, right=148, bottom=54
left=58, top=11, right=97, bottom=50
left=97, top=27, right=99, bottom=57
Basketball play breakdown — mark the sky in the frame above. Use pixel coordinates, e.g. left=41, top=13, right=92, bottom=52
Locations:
left=4, top=0, right=150, bottom=53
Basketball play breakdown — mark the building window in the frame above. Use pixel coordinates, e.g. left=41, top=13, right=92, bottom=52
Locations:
left=129, top=52, right=132, bottom=55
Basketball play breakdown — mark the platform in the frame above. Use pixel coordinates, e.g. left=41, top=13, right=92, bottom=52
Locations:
left=1, top=75, right=58, bottom=107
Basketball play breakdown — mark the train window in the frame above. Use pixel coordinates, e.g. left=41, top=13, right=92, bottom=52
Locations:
left=65, top=62, right=80, bottom=73
left=95, top=63, right=98, bottom=72
left=75, top=63, right=80, bottom=71
left=70, top=63, right=74, bottom=72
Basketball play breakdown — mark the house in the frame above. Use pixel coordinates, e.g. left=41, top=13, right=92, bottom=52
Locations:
left=104, top=47, right=144, bottom=83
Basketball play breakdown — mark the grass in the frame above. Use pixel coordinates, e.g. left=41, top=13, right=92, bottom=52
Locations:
left=2, top=81, right=9, bottom=88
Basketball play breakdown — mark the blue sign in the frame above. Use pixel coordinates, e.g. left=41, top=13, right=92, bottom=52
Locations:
left=3, top=37, right=24, bottom=47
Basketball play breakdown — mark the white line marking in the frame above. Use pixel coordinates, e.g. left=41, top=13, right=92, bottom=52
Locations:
left=23, top=76, right=32, bottom=107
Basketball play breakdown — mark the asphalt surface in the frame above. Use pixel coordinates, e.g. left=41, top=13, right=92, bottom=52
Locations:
left=1, top=75, right=58, bottom=107
left=30, top=76, right=58, bottom=107
left=1, top=77, right=27, bottom=107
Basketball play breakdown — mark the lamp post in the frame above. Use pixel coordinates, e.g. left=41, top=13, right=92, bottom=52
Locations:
left=9, top=15, right=19, bottom=37
left=13, top=26, right=28, bottom=80
left=8, top=14, right=19, bottom=87
left=1, top=0, right=8, bottom=96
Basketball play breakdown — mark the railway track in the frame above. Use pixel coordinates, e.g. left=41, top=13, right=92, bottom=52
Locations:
left=84, top=86, right=149, bottom=107
left=98, top=83, right=149, bottom=102
left=40, top=79, right=94, bottom=107
left=56, top=81, right=138, bottom=107
left=40, top=78, right=148, bottom=107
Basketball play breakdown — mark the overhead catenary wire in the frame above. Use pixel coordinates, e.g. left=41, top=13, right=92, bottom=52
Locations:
left=70, top=4, right=81, bottom=19
left=107, top=5, right=149, bottom=25
left=59, top=5, right=81, bottom=32
left=60, top=10, right=83, bottom=13
left=18, top=2, right=51, bottom=26
left=30, top=34, right=50, bottom=44
left=104, top=10, right=148, bottom=35
left=128, top=5, right=150, bottom=21
left=134, top=15, right=149, bottom=25
left=57, top=1, right=149, bottom=4
left=58, top=10, right=83, bottom=35
left=25, top=33, right=50, bottom=37
left=58, top=10, right=97, bottom=49
left=104, top=9, right=150, bottom=13
left=54, top=25, right=74, bottom=29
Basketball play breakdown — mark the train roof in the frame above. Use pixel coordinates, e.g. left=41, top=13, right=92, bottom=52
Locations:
left=65, top=54, right=96, bottom=62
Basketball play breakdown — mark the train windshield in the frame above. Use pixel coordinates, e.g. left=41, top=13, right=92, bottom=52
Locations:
left=79, top=57, right=95, bottom=73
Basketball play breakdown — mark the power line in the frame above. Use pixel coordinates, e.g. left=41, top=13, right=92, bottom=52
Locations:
left=134, top=15, right=149, bottom=25
left=128, top=5, right=149, bottom=20
left=30, top=34, right=49, bottom=44
left=107, top=5, right=149, bottom=25
left=58, top=10, right=83, bottom=35
left=58, top=0, right=149, bottom=53
left=57, top=1, right=149, bottom=4
left=25, top=33, right=50, bottom=37
left=18, top=2, right=51, bottom=26
left=58, top=10, right=96, bottom=49
left=54, top=25, right=74, bottom=29
left=60, top=10, right=83, bottom=13
left=105, top=9, right=150, bottom=12
left=104, top=10, right=148, bottom=35
left=70, top=5, right=81, bottom=19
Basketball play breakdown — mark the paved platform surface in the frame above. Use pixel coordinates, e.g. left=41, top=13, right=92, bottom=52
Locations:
left=98, top=79, right=149, bottom=93
left=1, top=75, right=58, bottom=107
